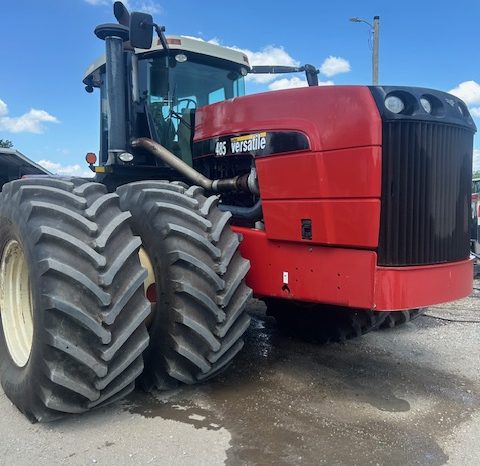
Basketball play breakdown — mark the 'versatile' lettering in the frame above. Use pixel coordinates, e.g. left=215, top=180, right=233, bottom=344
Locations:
left=230, top=133, right=267, bottom=154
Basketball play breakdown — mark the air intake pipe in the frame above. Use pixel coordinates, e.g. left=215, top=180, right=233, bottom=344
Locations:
left=132, top=137, right=259, bottom=194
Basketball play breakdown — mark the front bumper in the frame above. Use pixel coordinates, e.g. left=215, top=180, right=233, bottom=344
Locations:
left=233, top=226, right=473, bottom=311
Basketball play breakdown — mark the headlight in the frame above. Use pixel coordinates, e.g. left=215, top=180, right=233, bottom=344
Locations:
left=385, top=95, right=405, bottom=114
left=175, top=53, right=188, bottom=63
left=119, top=152, right=134, bottom=162
left=420, top=97, right=432, bottom=113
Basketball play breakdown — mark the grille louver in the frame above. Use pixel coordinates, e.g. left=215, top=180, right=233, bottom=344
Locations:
left=378, top=121, right=473, bottom=266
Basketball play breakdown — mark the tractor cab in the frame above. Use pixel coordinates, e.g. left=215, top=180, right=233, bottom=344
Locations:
left=83, top=36, right=249, bottom=169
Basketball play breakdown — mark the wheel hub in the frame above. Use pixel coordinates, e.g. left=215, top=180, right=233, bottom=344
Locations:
left=0, top=240, right=34, bottom=367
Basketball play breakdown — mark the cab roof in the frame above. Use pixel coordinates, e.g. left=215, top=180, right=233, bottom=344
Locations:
left=83, top=35, right=250, bottom=84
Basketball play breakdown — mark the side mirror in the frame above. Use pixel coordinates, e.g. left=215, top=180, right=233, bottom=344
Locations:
left=114, top=1, right=130, bottom=26
left=304, top=64, right=319, bottom=87
left=129, top=12, right=153, bottom=49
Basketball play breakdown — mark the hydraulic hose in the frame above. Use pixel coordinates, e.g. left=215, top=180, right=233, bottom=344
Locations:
left=219, top=200, right=263, bottom=221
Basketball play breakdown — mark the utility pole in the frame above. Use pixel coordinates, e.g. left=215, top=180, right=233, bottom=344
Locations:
left=350, top=16, right=380, bottom=85
left=372, top=16, right=379, bottom=85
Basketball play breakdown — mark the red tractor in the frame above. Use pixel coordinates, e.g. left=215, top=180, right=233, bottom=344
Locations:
left=0, top=3, right=475, bottom=422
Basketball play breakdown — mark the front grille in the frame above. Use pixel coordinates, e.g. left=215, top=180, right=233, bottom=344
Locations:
left=378, top=121, right=473, bottom=266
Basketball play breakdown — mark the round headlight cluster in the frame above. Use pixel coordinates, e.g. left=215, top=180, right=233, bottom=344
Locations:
left=119, top=152, right=134, bottom=162
left=385, top=95, right=405, bottom=114
left=381, top=90, right=473, bottom=122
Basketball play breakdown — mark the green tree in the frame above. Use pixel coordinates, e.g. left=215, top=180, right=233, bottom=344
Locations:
left=0, top=139, right=13, bottom=149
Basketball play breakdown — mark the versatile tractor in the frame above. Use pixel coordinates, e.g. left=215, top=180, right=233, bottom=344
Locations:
left=0, top=2, right=475, bottom=422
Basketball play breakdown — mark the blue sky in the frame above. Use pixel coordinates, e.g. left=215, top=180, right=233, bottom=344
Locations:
left=1, top=0, right=479, bottom=175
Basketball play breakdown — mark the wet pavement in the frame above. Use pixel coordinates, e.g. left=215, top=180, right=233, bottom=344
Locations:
left=0, top=281, right=478, bottom=465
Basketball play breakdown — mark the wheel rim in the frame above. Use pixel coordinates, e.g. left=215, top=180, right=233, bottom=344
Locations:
left=138, top=247, right=156, bottom=327
left=0, top=240, right=34, bottom=367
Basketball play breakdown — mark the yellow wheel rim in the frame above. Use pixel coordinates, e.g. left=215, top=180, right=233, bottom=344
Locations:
left=139, top=247, right=156, bottom=327
left=0, top=240, right=34, bottom=367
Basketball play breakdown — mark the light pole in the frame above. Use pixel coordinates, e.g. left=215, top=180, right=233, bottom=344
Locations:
left=350, top=16, right=380, bottom=85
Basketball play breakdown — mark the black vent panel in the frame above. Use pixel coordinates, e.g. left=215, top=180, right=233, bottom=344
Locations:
left=378, top=121, right=473, bottom=266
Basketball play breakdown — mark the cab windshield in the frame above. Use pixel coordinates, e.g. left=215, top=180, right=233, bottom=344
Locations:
left=145, top=56, right=245, bottom=164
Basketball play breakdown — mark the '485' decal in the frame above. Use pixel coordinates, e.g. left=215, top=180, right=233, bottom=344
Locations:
left=215, top=141, right=227, bottom=156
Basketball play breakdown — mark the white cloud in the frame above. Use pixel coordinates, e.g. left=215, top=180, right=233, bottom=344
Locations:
left=182, top=35, right=221, bottom=46
left=0, top=99, right=7, bottom=117
left=185, top=37, right=299, bottom=84
left=37, top=160, right=94, bottom=178
left=181, top=37, right=301, bottom=84
left=231, top=45, right=298, bottom=68
left=448, top=81, right=480, bottom=106
left=268, top=77, right=307, bottom=91
left=83, top=0, right=161, bottom=14
left=127, top=1, right=161, bottom=14
left=0, top=99, right=58, bottom=134
left=268, top=77, right=334, bottom=91
left=448, top=81, right=480, bottom=120
left=468, top=107, right=480, bottom=118
left=474, top=149, right=480, bottom=172
left=320, top=56, right=351, bottom=77
left=236, top=46, right=300, bottom=84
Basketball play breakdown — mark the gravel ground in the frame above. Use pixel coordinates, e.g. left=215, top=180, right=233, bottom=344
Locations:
left=0, top=279, right=478, bottom=465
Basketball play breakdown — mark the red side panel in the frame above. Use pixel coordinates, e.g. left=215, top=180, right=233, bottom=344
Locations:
left=258, top=146, right=382, bottom=247
left=262, top=199, right=380, bottom=248
left=255, top=146, right=382, bottom=200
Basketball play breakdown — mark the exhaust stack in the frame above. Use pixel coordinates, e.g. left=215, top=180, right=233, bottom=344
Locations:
left=94, top=23, right=129, bottom=164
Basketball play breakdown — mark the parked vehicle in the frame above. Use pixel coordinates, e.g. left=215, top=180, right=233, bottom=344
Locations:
left=0, top=2, right=475, bottom=422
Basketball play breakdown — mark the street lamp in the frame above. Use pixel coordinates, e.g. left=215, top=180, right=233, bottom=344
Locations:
left=350, top=16, right=380, bottom=85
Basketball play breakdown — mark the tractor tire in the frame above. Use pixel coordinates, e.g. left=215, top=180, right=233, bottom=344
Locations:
left=265, top=299, right=388, bottom=344
left=117, top=181, right=252, bottom=390
left=379, top=309, right=425, bottom=329
left=0, top=177, right=149, bottom=422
